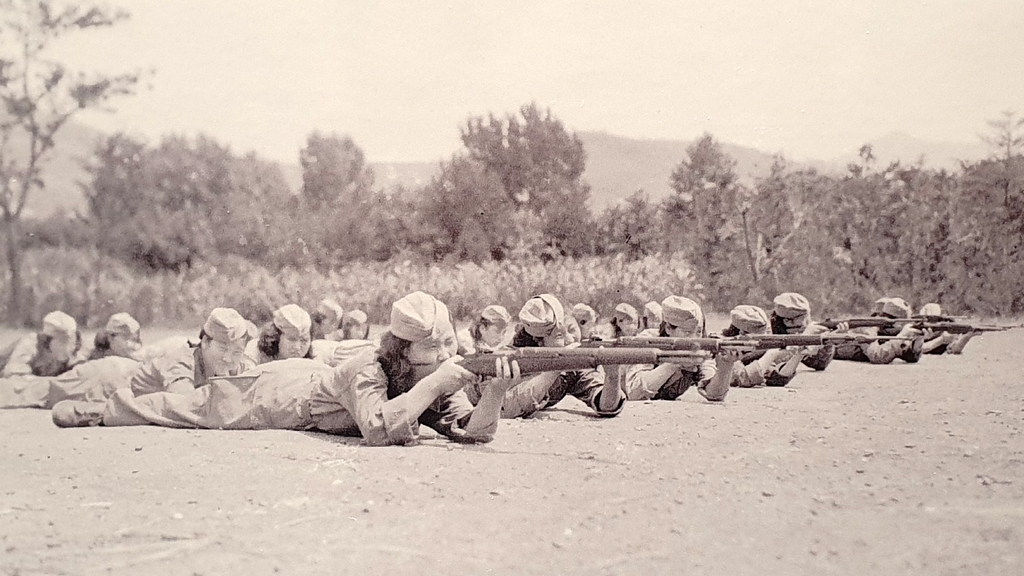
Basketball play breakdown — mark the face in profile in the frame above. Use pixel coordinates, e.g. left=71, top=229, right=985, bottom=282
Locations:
left=536, top=325, right=569, bottom=348
left=406, top=321, right=459, bottom=368
left=47, top=334, right=77, bottom=363
left=780, top=314, right=808, bottom=334
left=664, top=319, right=701, bottom=338
left=614, top=316, right=638, bottom=337
left=575, top=318, right=594, bottom=340
left=278, top=330, right=311, bottom=359
left=478, top=321, right=507, bottom=348
left=109, top=332, right=142, bottom=358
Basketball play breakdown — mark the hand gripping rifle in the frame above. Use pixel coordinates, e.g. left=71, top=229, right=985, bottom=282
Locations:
left=818, top=317, right=1021, bottom=334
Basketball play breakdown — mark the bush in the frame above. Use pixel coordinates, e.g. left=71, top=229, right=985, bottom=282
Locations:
left=0, top=248, right=701, bottom=327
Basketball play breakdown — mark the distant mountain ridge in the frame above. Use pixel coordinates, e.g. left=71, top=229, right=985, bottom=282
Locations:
left=20, top=123, right=994, bottom=217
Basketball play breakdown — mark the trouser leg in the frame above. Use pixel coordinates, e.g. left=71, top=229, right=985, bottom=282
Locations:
left=0, top=377, right=50, bottom=409
left=104, top=377, right=258, bottom=429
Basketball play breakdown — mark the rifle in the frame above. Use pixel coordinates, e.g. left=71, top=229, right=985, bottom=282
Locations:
left=458, top=347, right=707, bottom=377
left=819, top=317, right=1020, bottom=334
left=579, top=334, right=903, bottom=352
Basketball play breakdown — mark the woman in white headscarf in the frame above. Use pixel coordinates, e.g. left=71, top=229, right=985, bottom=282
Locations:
left=464, top=294, right=625, bottom=419
left=622, top=296, right=737, bottom=402
left=248, top=304, right=314, bottom=364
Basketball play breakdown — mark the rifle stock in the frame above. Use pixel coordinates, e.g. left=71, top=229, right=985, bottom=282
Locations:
left=458, top=347, right=706, bottom=377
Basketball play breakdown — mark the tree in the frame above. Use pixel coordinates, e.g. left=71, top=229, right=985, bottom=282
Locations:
left=299, top=132, right=373, bottom=209
left=297, top=132, right=376, bottom=264
left=0, top=0, right=139, bottom=323
left=83, top=134, right=269, bottom=272
left=461, top=103, right=587, bottom=215
left=736, top=156, right=810, bottom=298
left=81, top=132, right=149, bottom=258
left=664, top=133, right=746, bottom=308
left=595, top=189, right=664, bottom=260
left=417, top=156, right=514, bottom=262
left=982, top=110, right=1024, bottom=162
left=459, top=103, right=597, bottom=258
left=214, top=151, right=294, bottom=264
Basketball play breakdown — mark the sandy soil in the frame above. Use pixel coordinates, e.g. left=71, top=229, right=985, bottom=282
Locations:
left=1, top=328, right=1023, bottom=575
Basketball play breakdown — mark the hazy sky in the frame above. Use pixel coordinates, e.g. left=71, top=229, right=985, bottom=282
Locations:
left=56, top=0, right=1024, bottom=164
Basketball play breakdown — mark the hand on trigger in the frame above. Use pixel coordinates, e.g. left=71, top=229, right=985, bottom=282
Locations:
left=430, top=355, right=478, bottom=395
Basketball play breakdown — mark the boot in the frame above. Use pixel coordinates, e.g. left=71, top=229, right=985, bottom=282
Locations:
left=51, top=401, right=105, bottom=428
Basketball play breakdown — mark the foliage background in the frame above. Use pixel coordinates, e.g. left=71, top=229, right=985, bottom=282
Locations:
left=6, top=104, right=1024, bottom=326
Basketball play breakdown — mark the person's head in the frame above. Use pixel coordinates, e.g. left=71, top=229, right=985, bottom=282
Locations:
left=516, top=294, right=569, bottom=348
left=37, top=311, right=80, bottom=364
left=341, top=309, right=370, bottom=340
left=570, top=303, right=598, bottom=340
left=92, top=313, right=143, bottom=359
left=198, top=307, right=253, bottom=376
left=879, top=297, right=911, bottom=320
left=919, top=303, right=942, bottom=317
left=659, top=296, right=705, bottom=338
left=611, top=303, right=640, bottom=337
left=470, top=305, right=512, bottom=349
left=724, top=305, right=770, bottom=336
left=870, top=297, right=890, bottom=317
left=771, top=292, right=812, bottom=335
left=642, top=301, right=663, bottom=331
left=311, top=299, right=344, bottom=340
left=377, top=291, right=458, bottom=395
left=258, top=304, right=313, bottom=360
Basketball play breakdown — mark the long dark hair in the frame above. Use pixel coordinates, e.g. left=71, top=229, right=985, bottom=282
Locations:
left=770, top=313, right=789, bottom=335
left=87, top=329, right=117, bottom=361
left=376, top=331, right=416, bottom=399
left=310, top=311, right=329, bottom=340
left=257, top=323, right=313, bottom=360
left=31, top=331, right=83, bottom=373
left=511, top=326, right=542, bottom=348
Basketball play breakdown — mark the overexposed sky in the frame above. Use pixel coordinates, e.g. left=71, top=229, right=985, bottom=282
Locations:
left=55, top=0, right=1024, bottom=164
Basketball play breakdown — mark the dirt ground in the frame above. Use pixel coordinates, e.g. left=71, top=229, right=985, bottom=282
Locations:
left=2, top=327, right=1023, bottom=575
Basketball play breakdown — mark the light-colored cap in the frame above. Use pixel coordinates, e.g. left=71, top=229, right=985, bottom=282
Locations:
left=872, top=297, right=890, bottom=314
left=730, top=305, right=770, bottom=334
left=773, top=292, right=811, bottom=319
left=661, top=296, right=703, bottom=326
left=203, top=308, right=251, bottom=344
left=614, top=303, right=639, bottom=324
left=919, top=303, right=942, bottom=316
left=42, top=311, right=77, bottom=339
left=881, top=297, right=911, bottom=319
left=273, top=304, right=312, bottom=339
left=105, top=313, right=140, bottom=339
left=643, top=301, right=663, bottom=324
left=343, top=309, right=368, bottom=325
left=317, top=299, right=344, bottom=319
left=479, top=305, right=511, bottom=327
left=390, top=291, right=452, bottom=342
left=519, top=294, right=565, bottom=338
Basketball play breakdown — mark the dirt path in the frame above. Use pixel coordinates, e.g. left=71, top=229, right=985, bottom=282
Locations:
left=2, top=330, right=1023, bottom=575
